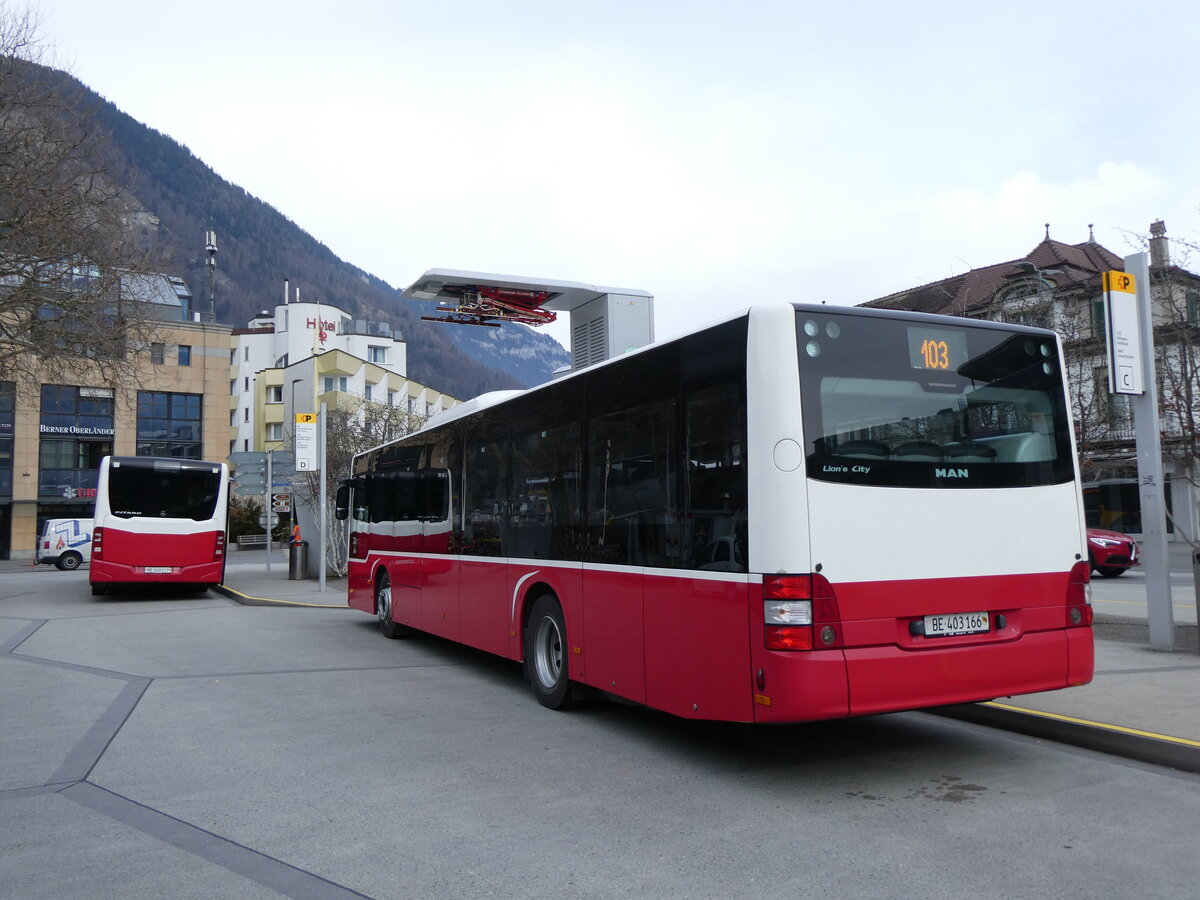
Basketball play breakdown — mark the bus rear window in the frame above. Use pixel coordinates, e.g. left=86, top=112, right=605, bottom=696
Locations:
left=797, top=310, right=1074, bottom=488
left=107, top=463, right=222, bottom=520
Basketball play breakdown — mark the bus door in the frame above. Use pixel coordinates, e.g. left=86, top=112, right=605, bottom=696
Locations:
left=417, top=469, right=460, bottom=641
left=376, top=469, right=424, bottom=630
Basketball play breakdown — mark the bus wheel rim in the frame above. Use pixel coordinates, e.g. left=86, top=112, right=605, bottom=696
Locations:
left=533, top=616, right=562, bottom=688
left=377, top=584, right=391, bottom=623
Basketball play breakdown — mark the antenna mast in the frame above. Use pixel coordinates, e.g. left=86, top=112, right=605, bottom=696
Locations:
left=204, top=229, right=218, bottom=322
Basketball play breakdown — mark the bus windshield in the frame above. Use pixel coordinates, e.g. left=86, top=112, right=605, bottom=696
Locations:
left=106, top=458, right=223, bottom=520
left=797, top=309, right=1074, bottom=488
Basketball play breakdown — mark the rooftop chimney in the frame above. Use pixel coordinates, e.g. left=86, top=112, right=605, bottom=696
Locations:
left=1149, top=220, right=1169, bottom=269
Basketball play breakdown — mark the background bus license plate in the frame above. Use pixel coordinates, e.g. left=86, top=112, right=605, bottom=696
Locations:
left=144, top=566, right=173, bottom=574
left=924, top=611, right=989, bottom=637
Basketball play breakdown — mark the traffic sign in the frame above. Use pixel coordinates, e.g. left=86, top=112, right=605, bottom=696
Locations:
left=272, top=492, right=292, bottom=513
left=258, top=512, right=280, bottom=528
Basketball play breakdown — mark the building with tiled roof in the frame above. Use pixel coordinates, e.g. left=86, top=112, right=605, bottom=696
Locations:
left=863, top=222, right=1200, bottom=543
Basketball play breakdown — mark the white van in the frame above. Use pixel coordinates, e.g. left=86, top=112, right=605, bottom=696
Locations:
left=36, top=518, right=93, bottom=570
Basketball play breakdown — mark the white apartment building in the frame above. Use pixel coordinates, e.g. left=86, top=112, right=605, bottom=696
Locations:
left=229, top=299, right=457, bottom=454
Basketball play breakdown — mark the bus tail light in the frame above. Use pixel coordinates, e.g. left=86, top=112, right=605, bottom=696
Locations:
left=349, top=530, right=360, bottom=559
left=763, top=574, right=842, bottom=650
left=214, top=531, right=226, bottom=561
left=1065, top=561, right=1093, bottom=627
left=91, top=527, right=104, bottom=560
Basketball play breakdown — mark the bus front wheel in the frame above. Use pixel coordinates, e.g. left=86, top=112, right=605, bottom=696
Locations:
left=375, top=572, right=410, bottom=639
left=524, top=594, right=574, bottom=710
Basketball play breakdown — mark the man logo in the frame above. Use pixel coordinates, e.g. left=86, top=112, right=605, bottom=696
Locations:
left=935, top=467, right=969, bottom=479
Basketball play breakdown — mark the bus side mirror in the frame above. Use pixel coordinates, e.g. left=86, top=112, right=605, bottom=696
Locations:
left=335, top=484, right=350, bottom=520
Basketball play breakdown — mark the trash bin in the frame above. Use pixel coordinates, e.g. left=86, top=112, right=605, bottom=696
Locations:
left=288, top=540, right=308, bottom=580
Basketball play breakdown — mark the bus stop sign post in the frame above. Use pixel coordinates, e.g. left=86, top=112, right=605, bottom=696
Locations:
left=1116, top=252, right=1173, bottom=650
left=319, top=402, right=327, bottom=593
left=264, top=450, right=273, bottom=573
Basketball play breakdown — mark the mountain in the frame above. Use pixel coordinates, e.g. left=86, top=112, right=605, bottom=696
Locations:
left=43, top=65, right=570, bottom=398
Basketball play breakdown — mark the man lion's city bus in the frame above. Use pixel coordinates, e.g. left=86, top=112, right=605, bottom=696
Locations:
left=338, top=304, right=1093, bottom=722
left=89, top=456, right=230, bottom=596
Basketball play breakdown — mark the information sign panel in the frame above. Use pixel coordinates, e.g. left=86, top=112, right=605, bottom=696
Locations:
left=1103, top=270, right=1144, bottom=395
left=295, top=413, right=318, bottom=471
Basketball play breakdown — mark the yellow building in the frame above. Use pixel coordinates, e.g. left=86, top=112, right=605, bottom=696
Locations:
left=1, top=306, right=232, bottom=560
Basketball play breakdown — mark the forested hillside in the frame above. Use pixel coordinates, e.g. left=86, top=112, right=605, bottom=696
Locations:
left=42, top=65, right=569, bottom=397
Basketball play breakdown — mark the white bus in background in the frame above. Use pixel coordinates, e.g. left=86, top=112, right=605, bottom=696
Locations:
left=89, top=456, right=230, bottom=596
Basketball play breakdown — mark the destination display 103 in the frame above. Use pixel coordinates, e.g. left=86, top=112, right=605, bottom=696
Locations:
left=908, top=326, right=967, bottom=371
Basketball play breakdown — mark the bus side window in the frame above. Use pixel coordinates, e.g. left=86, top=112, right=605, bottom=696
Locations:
left=587, top=399, right=677, bottom=567
left=683, top=380, right=748, bottom=572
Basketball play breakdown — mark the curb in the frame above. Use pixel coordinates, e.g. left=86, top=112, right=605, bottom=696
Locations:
left=214, top=584, right=348, bottom=609
left=931, top=701, right=1200, bottom=775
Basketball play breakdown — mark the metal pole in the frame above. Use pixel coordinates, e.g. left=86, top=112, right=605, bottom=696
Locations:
left=319, top=401, right=327, bottom=593
left=265, top=450, right=272, bottom=574
left=1126, top=252, right=1173, bottom=650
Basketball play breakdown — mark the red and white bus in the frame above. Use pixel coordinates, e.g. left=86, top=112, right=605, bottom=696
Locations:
left=89, top=456, right=230, bottom=596
left=338, top=303, right=1093, bottom=722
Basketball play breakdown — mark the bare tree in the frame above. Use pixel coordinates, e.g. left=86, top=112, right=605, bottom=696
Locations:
left=295, top=396, right=429, bottom=576
left=0, top=3, right=166, bottom=383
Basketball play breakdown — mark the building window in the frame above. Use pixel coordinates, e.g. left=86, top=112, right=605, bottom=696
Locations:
left=137, top=391, right=203, bottom=459
left=243, top=407, right=249, bottom=423
left=1092, top=298, right=1106, bottom=337
left=230, top=348, right=237, bottom=365
left=364, top=384, right=373, bottom=401
left=150, top=342, right=165, bottom=364
left=322, top=376, right=333, bottom=393
left=1188, top=291, right=1199, bottom=325
left=407, top=396, right=415, bottom=414
left=266, top=385, right=283, bottom=403
left=388, top=390, right=397, bottom=407
left=178, top=345, right=191, bottom=366
left=230, top=380, right=237, bottom=396
left=266, top=423, right=283, bottom=441
left=1093, top=367, right=1132, bottom=432
left=244, top=377, right=250, bottom=392
left=0, top=382, right=13, bottom=498
left=244, top=346, right=250, bottom=361
left=368, top=345, right=387, bottom=364
left=38, top=385, right=114, bottom=498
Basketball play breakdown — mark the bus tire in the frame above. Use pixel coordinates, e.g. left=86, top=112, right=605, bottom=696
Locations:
left=56, top=551, right=83, bottom=571
left=376, top=572, right=410, bottom=639
left=524, top=594, right=574, bottom=710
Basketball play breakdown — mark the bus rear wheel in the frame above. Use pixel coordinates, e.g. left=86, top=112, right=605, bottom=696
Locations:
left=376, top=572, right=410, bottom=639
left=524, top=594, right=574, bottom=710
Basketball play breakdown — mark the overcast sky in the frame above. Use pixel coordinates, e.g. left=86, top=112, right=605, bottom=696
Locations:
left=39, top=0, right=1200, bottom=349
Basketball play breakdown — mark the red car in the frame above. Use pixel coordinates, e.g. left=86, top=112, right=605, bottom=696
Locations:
left=1087, top=527, right=1140, bottom=577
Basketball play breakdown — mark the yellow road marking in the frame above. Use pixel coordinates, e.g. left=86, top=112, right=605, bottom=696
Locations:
left=986, top=701, right=1200, bottom=749
left=218, top=585, right=347, bottom=608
